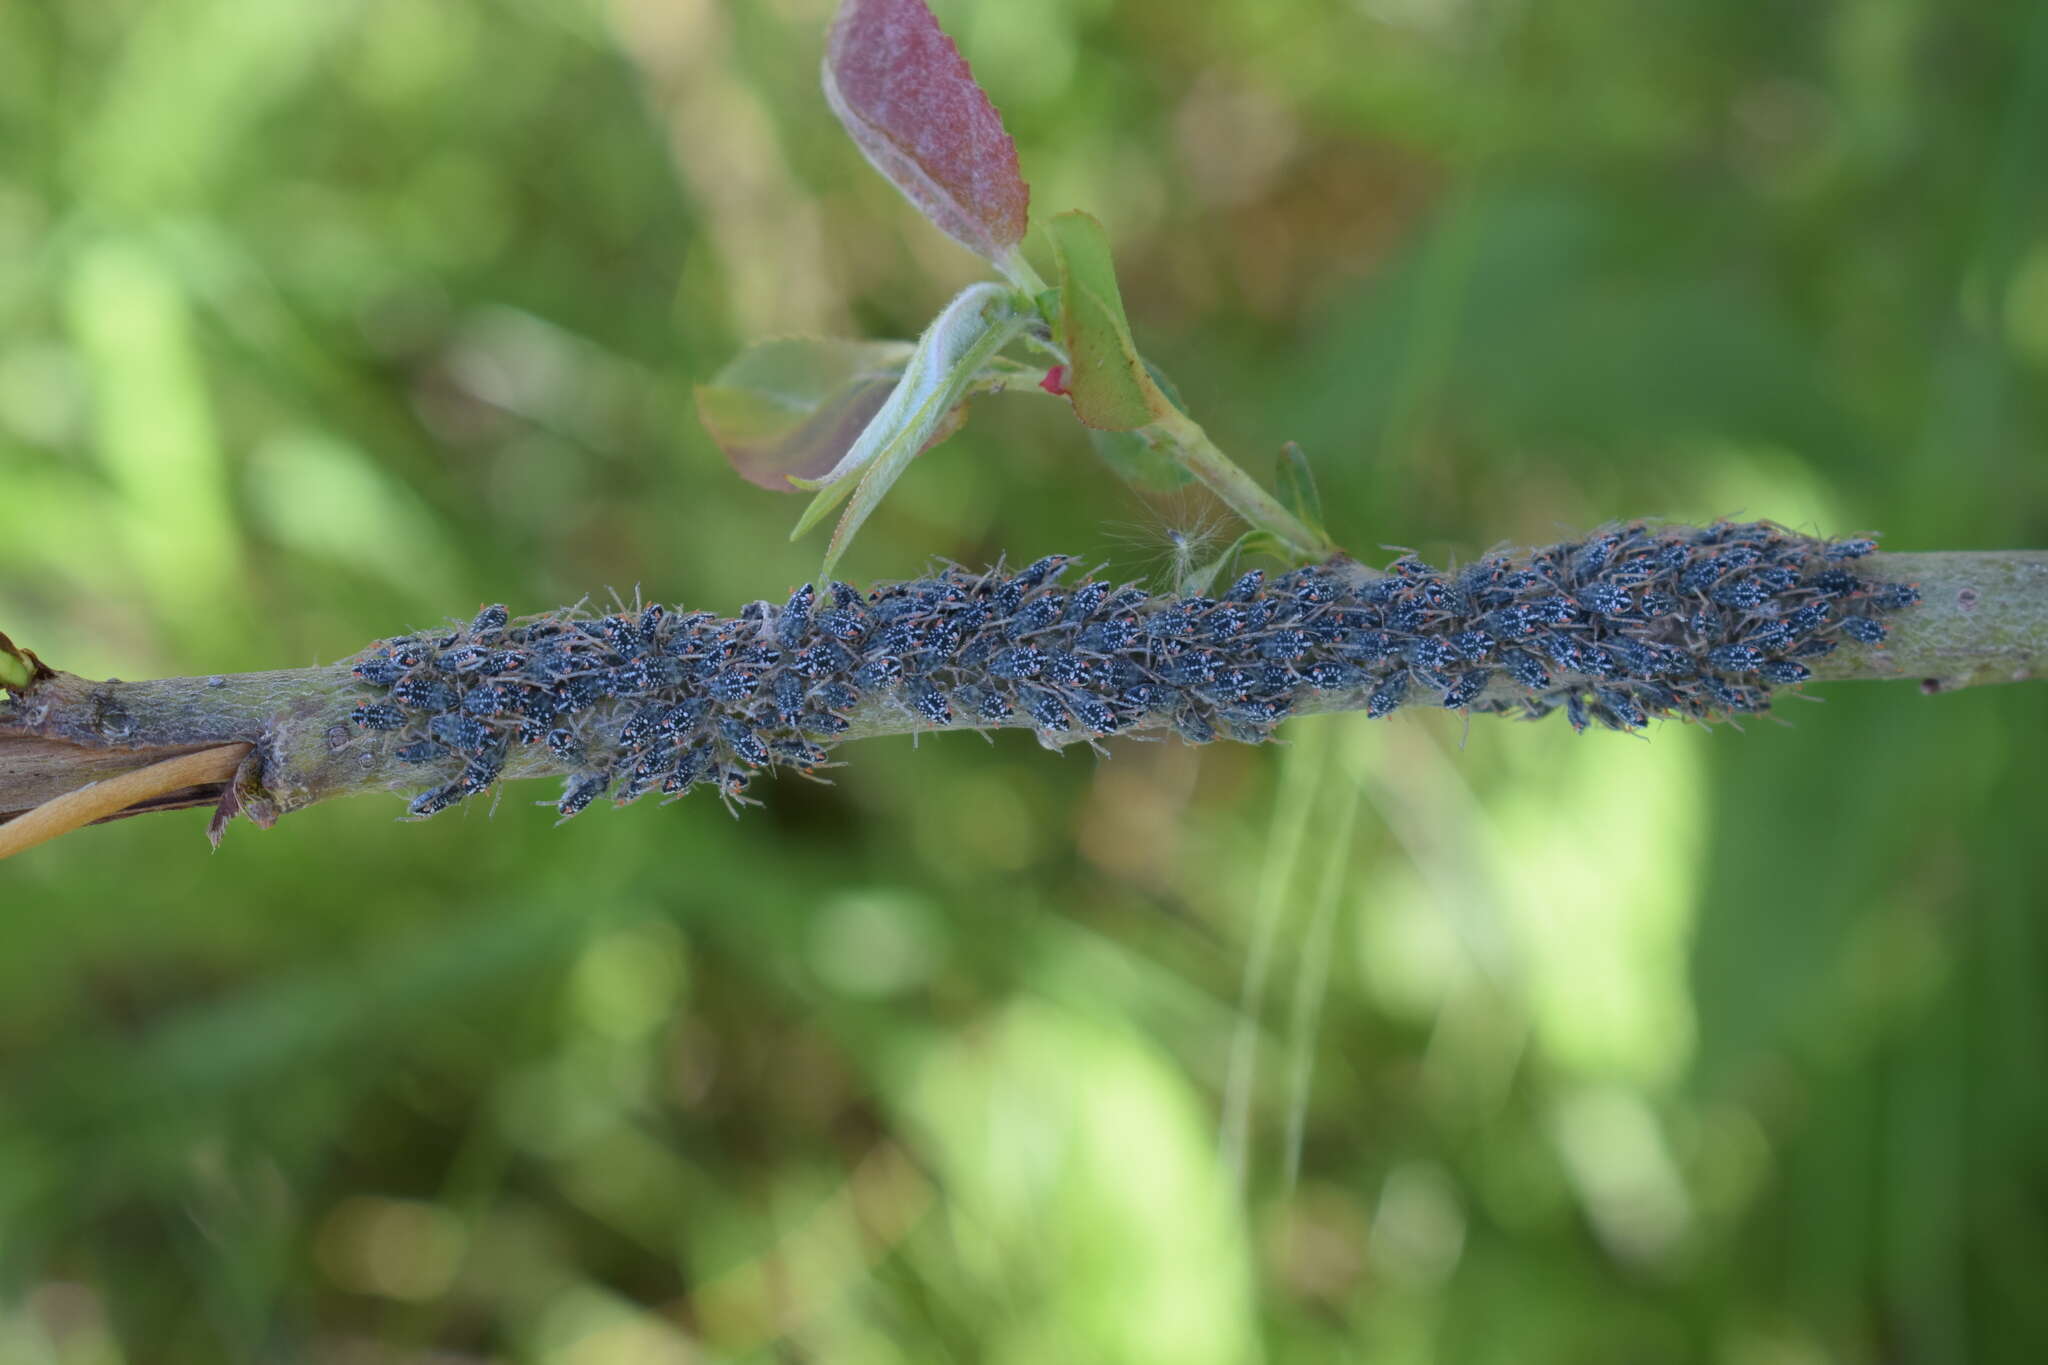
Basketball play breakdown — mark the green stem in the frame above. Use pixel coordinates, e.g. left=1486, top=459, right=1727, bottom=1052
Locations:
left=1148, top=408, right=1337, bottom=563
left=995, top=247, right=1049, bottom=299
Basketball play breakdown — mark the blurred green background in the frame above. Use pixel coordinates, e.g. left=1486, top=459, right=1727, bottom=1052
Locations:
left=3, top=0, right=2046, bottom=1360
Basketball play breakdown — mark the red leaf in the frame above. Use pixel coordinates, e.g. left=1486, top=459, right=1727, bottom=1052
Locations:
left=823, top=0, right=1029, bottom=262
left=1038, top=364, right=1069, bottom=397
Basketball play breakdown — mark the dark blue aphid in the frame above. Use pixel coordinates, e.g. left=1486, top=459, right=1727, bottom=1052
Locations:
left=1839, top=616, right=1889, bottom=644
left=352, top=702, right=408, bottom=731
left=907, top=678, right=952, bottom=725
left=1758, top=660, right=1811, bottom=685
left=1707, top=644, right=1766, bottom=673
left=1366, top=674, right=1408, bottom=720
left=777, top=584, right=814, bottom=649
left=1442, top=670, right=1491, bottom=709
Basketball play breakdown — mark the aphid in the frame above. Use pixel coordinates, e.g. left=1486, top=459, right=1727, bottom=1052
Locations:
left=989, top=646, right=1045, bottom=680
left=1258, top=629, right=1311, bottom=661
left=1743, top=622, right=1796, bottom=652
left=1791, top=637, right=1838, bottom=658
left=440, top=644, right=492, bottom=674
left=1043, top=651, right=1085, bottom=686
left=1366, top=673, right=1407, bottom=719
left=1526, top=594, right=1577, bottom=625
left=707, top=669, right=759, bottom=703
left=1485, top=605, right=1536, bottom=639
left=458, top=750, right=504, bottom=795
left=392, top=677, right=457, bottom=713
left=799, top=710, right=850, bottom=735
left=661, top=750, right=706, bottom=795
left=556, top=772, right=609, bottom=819
left=773, top=671, right=807, bottom=725
left=428, top=713, right=489, bottom=754
left=1785, top=601, right=1832, bottom=634
left=1758, top=660, right=1812, bottom=685
left=1223, top=697, right=1289, bottom=725
left=1008, top=594, right=1066, bottom=636
left=1711, top=579, right=1770, bottom=610
left=811, top=680, right=859, bottom=712
left=814, top=609, right=869, bottom=644
left=972, top=686, right=1014, bottom=722
left=1336, top=629, right=1392, bottom=662
left=1120, top=681, right=1173, bottom=710
left=546, top=727, right=582, bottom=761
left=1071, top=697, right=1120, bottom=734
left=793, top=641, right=853, bottom=678
left=659, top=699, right=706, bottom=736
left=1825, top=538, right=1877, bottom=560
left=1407, top=637, right=1459, bottom=682
left=1570, top=644, right=1618, bottom=680
left=1172, top=704, right=1216, bottom=745
left=1077, top=617, right=1138, bottom=652
left=1163, top=649, right=1221, bottom=686
left=1839, top=616, right=1888, bottom=644
left=1064, top=581, right=1110, bottom=621
left=830, top=581, right=863, bottom=611
left=1572, top=535, right=1618, bottom=582
left=1701, top=677, right=1764, bottom=713
left=1640, top=591, right=1680, bottom=617
left=853, top=657, right=902, bottom=691
left=1286, top=569, right=1341, bottom=605
left=1206, top=604, right=1251, bottom=640
left=1022, top=687, right=1070, bottom=733
left=1305, top=661, right=1359, bottom=691
left=395, top=738, right=449, bottom=764
left=771, top=738, right=831, bottom=770
left=353, top=650, right=410, bottom=687
left=408, top=784, right=466, bottom=818
left=352, top=702, right=408, bottom=731
left=471, top=604, right=509, bottom=635
left=1754, top=567, right=1799, bottom=592
left=637, top=603, right=666, bottom=647
left=1605, top=639, right=1654, bottom=675
left=1441, top=670, right=1491, bottom=709
left=1708, top=643, right=1766, bottom=673
left=1502, top=650, right=1550, bottom=691
left=907, top=677, right=952, bottom=725
left=777, top=584, right=815, bottom=648
left=1593, top=687, right=1647, bottom=729
left=1225, top=570, right=1265, bottom=601
left=1016, top=554, right=1074, bottom=588
left=719, top=717, right=769, bottom=767
left=1579, top=583, right=1632, bottom=616
left=1565, top=692, right=1591, bottom=734
left=1868, top=583, right=1920, bottom=610
left=1451, top=630, right=1494, bottom=662
left=1812, top=569, right=1860, bottom=597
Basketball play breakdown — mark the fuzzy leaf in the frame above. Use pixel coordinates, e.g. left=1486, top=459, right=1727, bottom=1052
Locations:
left=823, top=0, right=1029, bottom=262
left=697, top=339, right=917, bottom=491
left=1046, top=210, right=1173, bottom=431
left=778, top=283, right=1031, bottom=579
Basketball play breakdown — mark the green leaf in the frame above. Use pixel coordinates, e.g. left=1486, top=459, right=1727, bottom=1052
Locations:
left=1080, top=358, right=1195, bottom=493
left=1046, top=210, right=1173, bottom=431
left=696, top=339, right=916, bottom=491
left=1275, top=441, right=1326, bottom=535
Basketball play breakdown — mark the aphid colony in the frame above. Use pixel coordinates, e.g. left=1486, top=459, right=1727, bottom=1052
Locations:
left=348, top=522, right=1919, bottom=820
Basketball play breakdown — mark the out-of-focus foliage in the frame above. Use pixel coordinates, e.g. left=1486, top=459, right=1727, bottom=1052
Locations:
left=2, top=0, right=2045, bottom=1360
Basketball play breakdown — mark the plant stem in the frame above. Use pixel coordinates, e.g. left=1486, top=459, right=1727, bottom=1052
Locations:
left=1, top=548, right=2039, bottom=850
left=1147, top=408, right=1337, bottom=562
